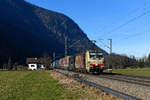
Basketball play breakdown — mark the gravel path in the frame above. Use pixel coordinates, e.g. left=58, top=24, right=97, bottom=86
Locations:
left=55, top=69, right=150, bottom=100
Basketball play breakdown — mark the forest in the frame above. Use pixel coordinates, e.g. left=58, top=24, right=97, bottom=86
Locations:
left=105, top=53, right=150, bottom=69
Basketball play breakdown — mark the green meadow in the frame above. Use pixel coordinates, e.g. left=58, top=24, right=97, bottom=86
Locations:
left=0, top=71, right=77, bottom=100
left=112, top=68, right=150, bottom=77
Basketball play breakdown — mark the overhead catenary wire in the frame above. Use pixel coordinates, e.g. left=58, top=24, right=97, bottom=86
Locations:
left=100, top=10, right=150, bottom=38
left=95, top=1, right=150, bottom=56
left=67, top=39, right=83, bottom=49
left=99, top=0, right=150, bottom=38
left=53, top=38, right=94, bottom=60
left=127, top=0, right=150, bottom=16
left=111, top=20, right=150, bottom=41
left=52, top=53, right=65, bottom=62
left=67, top=1, right=150, bottom=51
left=65, top=37, right=92, bottom=56
left=119, top=29, right=150, bottom=41
left=67, top=37, right=94, bottom=50
left=98, top=39, right=110, bottom=49
left=98, top=1, right=150, bottom=35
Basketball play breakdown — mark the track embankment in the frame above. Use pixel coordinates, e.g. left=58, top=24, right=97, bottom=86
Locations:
left=52, top=69, right=144, bottom=100
left=49, top=70, right=123, bottom=100
left=85, top=73, right=150, bottom=100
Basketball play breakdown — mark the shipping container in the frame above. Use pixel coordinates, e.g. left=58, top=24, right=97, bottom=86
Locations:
left=75, top=54, right=85, bottom=69
left=59, top=56, right=70, bottom=69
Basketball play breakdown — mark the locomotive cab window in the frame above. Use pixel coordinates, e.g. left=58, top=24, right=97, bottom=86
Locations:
left=89, top=53, right=96, bottom=59
left=89, top=52, right=103, bottom=59
left=97, top=53, right=103, bottom=58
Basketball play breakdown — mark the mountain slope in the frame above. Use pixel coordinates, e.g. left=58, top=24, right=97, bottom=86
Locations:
left=0, top=0, right=105, bottom=66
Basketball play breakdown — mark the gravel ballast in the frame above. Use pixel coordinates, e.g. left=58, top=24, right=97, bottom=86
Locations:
left=55, top=69, right=150, bottom=100
left=84, top=75, right=150, bottom=100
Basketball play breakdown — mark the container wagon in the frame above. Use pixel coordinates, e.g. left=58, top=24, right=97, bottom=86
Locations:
left=74, top=54, right=86, bottom=72
left=59, top=56, right=70, bottom=70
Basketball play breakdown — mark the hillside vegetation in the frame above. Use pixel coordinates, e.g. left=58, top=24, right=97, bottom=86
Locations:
left=0, top=0, right=105, bottom=66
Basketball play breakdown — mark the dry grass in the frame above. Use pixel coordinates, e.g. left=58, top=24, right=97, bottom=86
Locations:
left=49, top=71, right=123, bottom=100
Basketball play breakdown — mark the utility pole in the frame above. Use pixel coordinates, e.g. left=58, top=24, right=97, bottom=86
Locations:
left=108, top=39, right=112, bottom=54
left=99, top=39, right=113, bottom=72
left=65, top=36, right=68, bottom=57
left=108, top=39, right=112, bottom=73
left=53, top=52, right=55, bottom=68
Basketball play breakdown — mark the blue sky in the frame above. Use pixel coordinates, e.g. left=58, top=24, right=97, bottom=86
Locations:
left=26, top=0, right=150, bottom=57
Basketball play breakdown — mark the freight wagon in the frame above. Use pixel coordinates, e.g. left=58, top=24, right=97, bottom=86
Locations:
left=74, top=53, right=86, bottom=72
left=59, top=56, right=70, bottom=69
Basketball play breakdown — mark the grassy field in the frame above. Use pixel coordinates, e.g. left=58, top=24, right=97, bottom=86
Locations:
left=0, top=71, right=78, bottom=100
left=112, top=68, right=150, bottom=77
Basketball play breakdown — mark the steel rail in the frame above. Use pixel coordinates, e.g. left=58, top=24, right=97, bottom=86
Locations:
left=99, top=76, right=150, bottom=86
left=111, top=75, right=150, bottom=83
left=78, top=71, right=150, bottom=87
left=117, top=74, right=150, bottom=80
left=107, top=75, right=150, bottom=82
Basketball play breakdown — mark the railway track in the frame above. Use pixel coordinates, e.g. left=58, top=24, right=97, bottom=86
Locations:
left=98, top=73, right=150, bottom=87
left=54, top=69, right=142, bottom=100
left=116, top=73, right=150, bottom=80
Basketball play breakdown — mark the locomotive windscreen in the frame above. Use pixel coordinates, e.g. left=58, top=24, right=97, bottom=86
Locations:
left=89, top=52, right=103, bottom=59
left=97, top=53, right=103, bottom=58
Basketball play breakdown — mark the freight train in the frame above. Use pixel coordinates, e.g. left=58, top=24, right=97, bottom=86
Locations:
left=53, top=50, right=105, bottom=74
